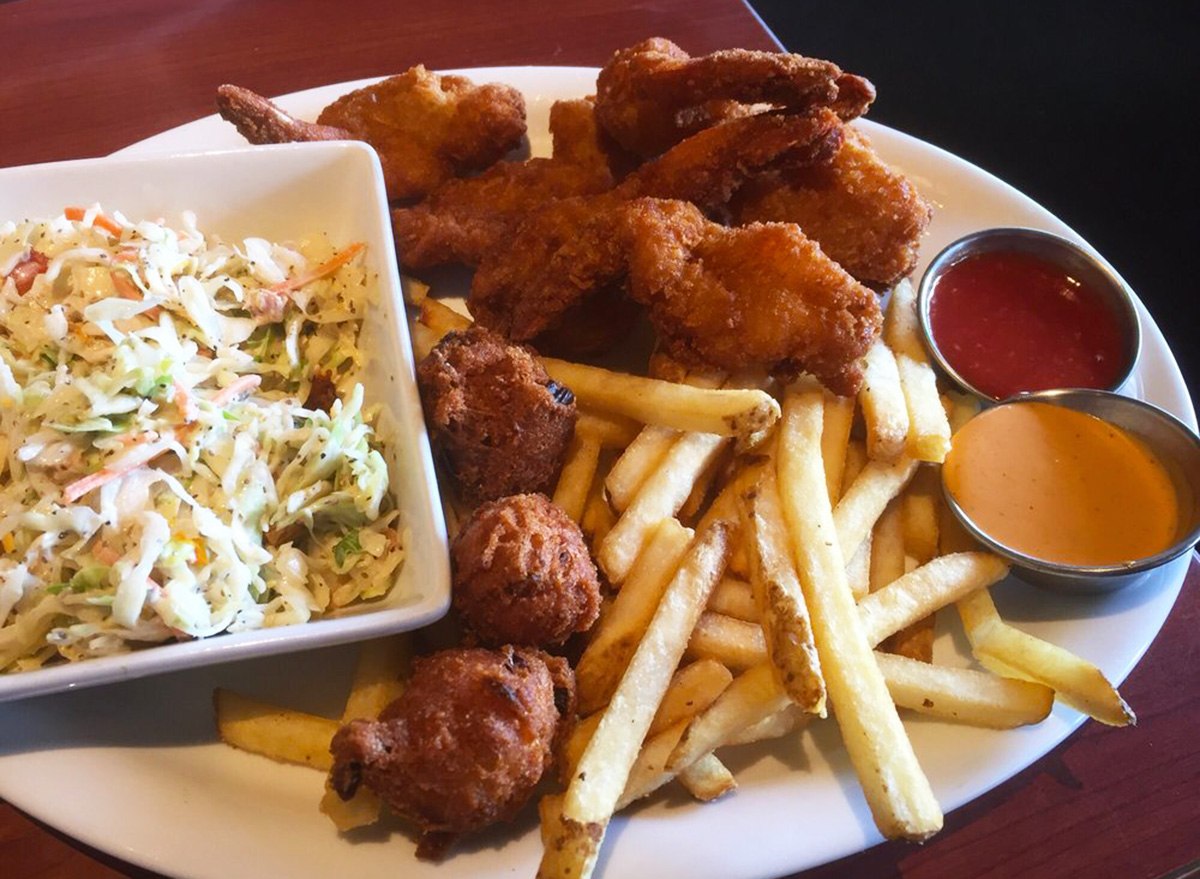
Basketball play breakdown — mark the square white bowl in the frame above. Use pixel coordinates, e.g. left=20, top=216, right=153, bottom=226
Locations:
left=0, top=142, right=449, bottom=703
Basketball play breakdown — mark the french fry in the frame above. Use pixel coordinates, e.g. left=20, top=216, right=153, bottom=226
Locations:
left=606, top=426, right=679, bottom=513
left=859, top=339, right=910, bottom=461
left=876, top=652, right=1054, bottom=728
left=613, top=719, right=689, bottom=810
left=707, top=576, right=758, bottom=622
left=821, top=394, right=855, bottom=504
left=419, top=296, right=472, bottom=336
left=576, top=519, right=693, bottom=714
left=581, top=476, right=617, bottom=546
left=697, top=454, right=772, bottom=579
left=547, top=524, right=730, bottom=879
left=400, top=274, right=430, bottom=305
left=554, top=434, right=601, bottom=522
left=678, top=753, right=737, bottom=802
left=575, top=411, right=642, bottom=449
left=869, top=499, right=906, bottom=594
left=727, top=704, right=809, bottom=745
left=888, top=466, right=942, bottom=661
left=858, top=552, right=1010, bottom=648
left=342, top=635, right=412, bottom=721
left=563, top=659, right=733, bottom=781
left=320, top=778, right=385, bottom=832
left=668, top=663, right=792, bottom=773
left=846, top=533, right=872, bottom=602
left=957, top=588, right=1135, bottom=726
left=540, top=357, right=780, bottom=438
left=741, top=465, right=825, bottom=713
left=599, top=431, right=727, bottom=583
left=538, top=794, right=601, bottom=879
left=679, top=444, right=729, bottom=522
left=901, top=466, right=941, bottom=564
left=410, top=321, right=440, bottom=361
left=834, top=455, right=919, bottom=563
left=604, top=373, right=725, bottom=512
left=841, top=439, right=868, bottom=499
left=687, top=611, right=767, bottom=671
left=213, top=689, right=338, bottom=770
left=777, top=384, right=942, bottom=840
left=320, top=635, right=414, bottom=831
left=885, top=280, right=951, bottom=463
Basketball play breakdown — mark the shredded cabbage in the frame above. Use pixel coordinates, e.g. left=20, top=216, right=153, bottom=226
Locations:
left=0, top=206, right=404, bottom=671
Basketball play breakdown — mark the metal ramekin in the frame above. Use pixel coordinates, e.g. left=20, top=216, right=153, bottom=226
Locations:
left=941, top=389, right=1200, bottom=594
left=917, top=227, right=1142, bottom=404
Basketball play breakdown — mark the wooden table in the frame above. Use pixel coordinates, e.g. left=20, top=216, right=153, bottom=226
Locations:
left=1, top=2, right=1197, bottom=877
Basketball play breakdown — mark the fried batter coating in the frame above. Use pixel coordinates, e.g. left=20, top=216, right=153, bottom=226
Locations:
left=390, top=97, right=635, bottom=272
left=417, top=327, right=577, bottom=504
left=216, top=85, right=349, bottom=144
left=595, top=37, right=874, bottom=157
left=392, top=157, right=613, bottom=270
left=329, top=646, right=573, bottom=859
left=621, top=199, right=881, bottom=395
left=468, top=196, right=627, bottom=344
left=733, top=127, right=932, bottom=288
left=452, top=493, right=601, bottom=647
left=315, top=66, right=526, bottom=201
left=618, top=108, right=844, bottom=210
left=469, top=111, right=844, bottom=346
left=549, top=96, right=639, bottom=179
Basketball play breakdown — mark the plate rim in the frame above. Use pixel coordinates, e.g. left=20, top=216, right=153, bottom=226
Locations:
left=2, top=64, right=1194, bottom=879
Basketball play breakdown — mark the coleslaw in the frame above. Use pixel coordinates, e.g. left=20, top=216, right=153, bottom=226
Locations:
left=0, top=206, right=404, bottom=672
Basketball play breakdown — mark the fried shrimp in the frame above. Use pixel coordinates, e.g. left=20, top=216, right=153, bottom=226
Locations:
left=216, top=67, right=526, bottom=201
left=621, top=198, right=881, bottom=395
left=733, top=126, right=932, bottom=288
left=216, top=85, right=349, bottom=145
left=468, top=110, right=845, bottom=347
left=595, top=37, right=874, bottom=157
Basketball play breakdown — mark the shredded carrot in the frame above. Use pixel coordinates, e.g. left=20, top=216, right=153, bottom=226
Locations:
left=112, top=250, right=139, bottom=263
left=173, top=379, right=197, bottom=422
left=269, top=242, right=365, bottom=296
left=176, top=535, right=208, bottom=566
left=111, top=268, right=141, bottom=300
left=209, top=374, right=262, bottom=407
left=2, top=534, right=14, bottom=553
left=91, top=543, right=121, bottom=566
left=65, top=206, right=123, bottom=238
left=63, top=436, right=161, bottom=503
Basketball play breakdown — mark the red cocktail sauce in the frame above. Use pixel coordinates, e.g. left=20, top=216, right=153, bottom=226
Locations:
left=928, top=251, right=1127, bottom=399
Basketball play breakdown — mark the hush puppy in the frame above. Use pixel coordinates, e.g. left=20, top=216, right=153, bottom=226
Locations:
left=417, top=327, right=577, bottom=504
left=329, top=646, right=574, bottom=859
left=452, top=493, right=602, bottom=647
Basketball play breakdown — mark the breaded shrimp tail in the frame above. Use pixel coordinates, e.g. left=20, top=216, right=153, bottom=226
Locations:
left=595, top=37, right=874, bottom=157
left=215, top=85, right=349, bottom=145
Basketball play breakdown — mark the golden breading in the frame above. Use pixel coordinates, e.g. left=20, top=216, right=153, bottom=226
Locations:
left=315, top=66, right=526, bottom=200
left=329, top=646, right=573, bottom=860
left=595, top=37, right=874, bottom=157
left=621, top=198, right=881, bottom=395
left=417, top=327, right=577, bottom=504
left=452, top=493, right=601, bottom=647
left=733, top=127, right=933, bottom=288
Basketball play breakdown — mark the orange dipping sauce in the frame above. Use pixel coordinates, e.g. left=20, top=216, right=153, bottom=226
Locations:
left=944, top=402, right=1179, bottom=565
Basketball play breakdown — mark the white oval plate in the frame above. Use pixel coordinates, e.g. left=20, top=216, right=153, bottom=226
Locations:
left=0, top=67, right=1194, bottom=879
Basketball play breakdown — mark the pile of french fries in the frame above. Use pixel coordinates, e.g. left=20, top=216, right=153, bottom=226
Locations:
left=212, top=278, right=1134, bottom=875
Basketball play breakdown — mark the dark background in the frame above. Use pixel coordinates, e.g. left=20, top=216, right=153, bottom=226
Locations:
left=751, top=0, right=1196, bottom=390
